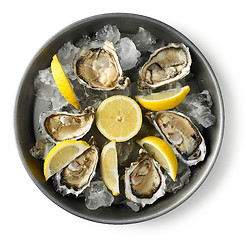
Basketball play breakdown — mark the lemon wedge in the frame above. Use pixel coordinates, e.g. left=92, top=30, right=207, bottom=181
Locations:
left=135, top=86, right=190, bottom=111
left=43, top=140, right=90, bottom=180
left=51, top=54, right=80, bottom=110
left=100, top=140, right=119, bottom=196
left=136, top=136, right=178, bottom=181
left=96, top=95, right=142, bottom=142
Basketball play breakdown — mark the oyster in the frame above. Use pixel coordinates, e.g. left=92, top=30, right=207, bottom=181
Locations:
left=73, top=40, right=130, bottom=90
left=124, top=148, right=167, bottom=208
left=53, top=137, right=99, bottom=197
left=146, top=111, right=206, bottom=166
left=138, top=43, right=191, bottom=90
left=39, top=106, right=95, bottom=144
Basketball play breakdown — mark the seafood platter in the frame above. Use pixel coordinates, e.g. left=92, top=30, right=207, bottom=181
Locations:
left=15, top=13, right=224, bottom=224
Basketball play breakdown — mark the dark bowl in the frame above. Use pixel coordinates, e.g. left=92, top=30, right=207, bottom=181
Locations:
left=15, top=13, right=224, bottom=224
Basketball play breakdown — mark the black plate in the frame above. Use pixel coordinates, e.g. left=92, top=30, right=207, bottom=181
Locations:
left=15, top=13, right=224, bottom=224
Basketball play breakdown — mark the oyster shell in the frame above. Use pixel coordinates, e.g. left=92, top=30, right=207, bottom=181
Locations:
left=146, top=111, right=206, bottom=166
left=39, top=106, right=95, bottom=144
left=73, top=40, right=130, bottom=90
left=138, top=43, right=191, bottom=90
left=124, top=148, right=167, bottom=208
left=53, top=137, right=99, bottom=197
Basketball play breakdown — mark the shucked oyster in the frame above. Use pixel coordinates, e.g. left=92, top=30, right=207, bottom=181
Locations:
left=39, top=106, right=95, bottom=144
left=138, top=43, right=191, bottom=90
left=53, top=137, right=99, bottom=197
left=73, top=40, right=130, bottom=90
left=146, top=111, right=206, bottom=166
left=124, top=148, right=167, bottom=208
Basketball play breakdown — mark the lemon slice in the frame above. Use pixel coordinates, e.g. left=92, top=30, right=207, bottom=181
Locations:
left=96, top=95, right=142, bottom=142
left=135, top=86, right=190, bottom=111
left=43, top=140, right=90, bottom=180
left=51, top=54, right=80, bottom=110
left=136, top=136, right=178, bottom=181
left=100, top=140, right=119, bottom=196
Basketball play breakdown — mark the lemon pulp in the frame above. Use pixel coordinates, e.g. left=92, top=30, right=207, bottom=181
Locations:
left=135, top=85, right=190, bottom=111
left=43, top=140, right=90, bottom=180
left=96, top=95, right=142, bottom=142
left=137, top=136, right=178, bottom=181
left=100, top=141, right=119, bottom=195
left=51, top=54, right=80, bottom=110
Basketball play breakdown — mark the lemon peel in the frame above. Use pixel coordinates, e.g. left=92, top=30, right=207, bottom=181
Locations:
left=51, top=54, right=80, bottom=110
left=43, top=140, right=90, bottom=180
left=96, top=95, right=142, bottom=142
left=100, top=140, right=119, bottom=196
left=137, top=136, right=178, bottom=181
left=135, top=86, right=190, bottom=111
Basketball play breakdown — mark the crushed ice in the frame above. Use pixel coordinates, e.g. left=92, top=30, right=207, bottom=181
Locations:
left=115, top=37, right=141, bottom=71
left=132, top=27, right=157, bottom=51
left=95, top=24, right=121, bottom=44
left=32, top=24, right=217, bottom=211
left=83, top=180, right=114, bottom=210
left=116, top=140, right=135, bottom=166
left=57, top=42, right=80, bottom=65
left=29, top=138, right=55, bottom=160
left=166, top=161, right=191, bottom=193
left=176, top=90, right=216, bottom=128
left=75, top=35, right=91, bottom=48
left=123, top=199, right=141, bottom=212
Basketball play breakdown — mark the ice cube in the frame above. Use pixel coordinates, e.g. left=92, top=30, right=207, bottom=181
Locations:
left=115, top=37, right=141, bottom=71
left=34, top=65, right=75, bottom=110
left=57, top=42, right=80, bottom=65
left=148, top=40, right=166, bottom=53
left=83, top=180, right=114, bottom=210
left=37, top=67, right=55, bottom=85
left=166, top=161, right=191, bottom=193
left=190, top=108, right=217, bottom=128
left=176, top=90, right=216, bottom=128
left=29, top=138, right=55, bottom=160
left=123, top=200, right=141, bottom=212
left=34, top=68, right=56, bottom=100
left=34, top=59, right=76, bottom=98
left=182, top=90, right=210, bottom=108
left=95, top=24, right=121, bottom=44
left=75, top=35, right=91, bottom=48
left=61, top=63, right=77, bottom=81
left=132, top=27, right=157, bottom=52
left=116, top=140, right=135, bottom=166
left=50, top=86, right=70, bottom=110
left=34, top=79, right=53, bottom=100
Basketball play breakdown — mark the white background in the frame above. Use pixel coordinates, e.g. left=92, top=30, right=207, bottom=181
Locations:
left=2, top=0, right=245, bottom=239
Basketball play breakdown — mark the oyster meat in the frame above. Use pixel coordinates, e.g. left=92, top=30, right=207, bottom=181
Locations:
left=73, top=40, right=130, bottom=90
left=53, top=137, right=99, bottom=197
left=39, top=106, right=95, bottom=144
left=138, top=43, right=191, bottom=90
left=124, top=148, right=167, bottom=208
left=146, top=111, right=206, bottom=166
